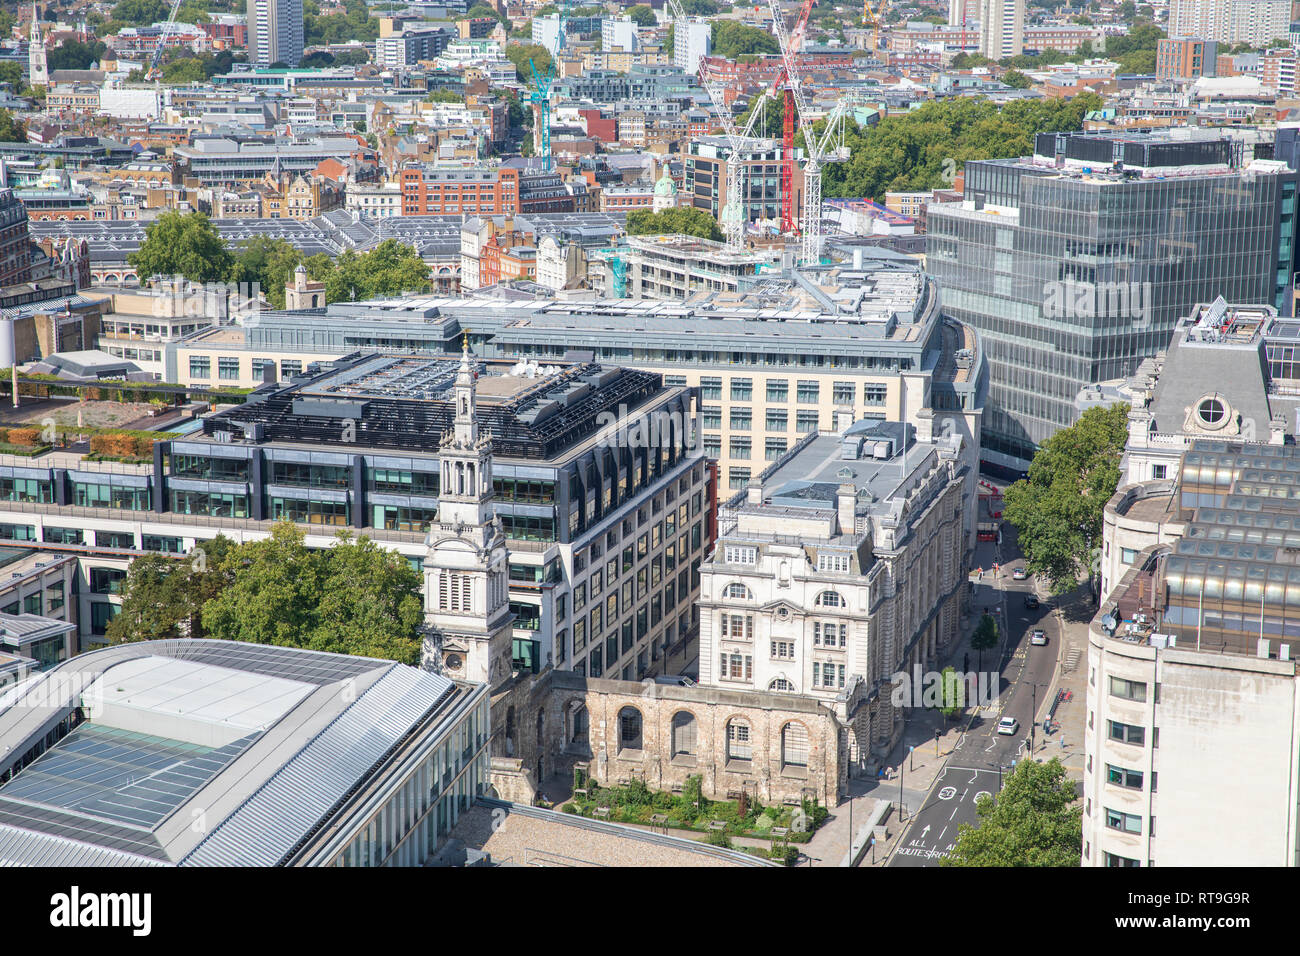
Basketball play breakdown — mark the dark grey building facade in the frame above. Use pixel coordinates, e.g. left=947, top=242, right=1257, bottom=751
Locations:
left=928, top=131, right=1298, bottom=472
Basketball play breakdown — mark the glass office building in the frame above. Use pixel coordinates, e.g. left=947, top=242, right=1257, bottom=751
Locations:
left=928, top=132, right=1298, bottom=471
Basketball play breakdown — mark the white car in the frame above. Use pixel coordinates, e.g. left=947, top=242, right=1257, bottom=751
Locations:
left=1030, top=630, right=1048, bottom=646
left=997, top=716, right=1020, bottom=736
left=1011, top=567, right=1028, bottom=580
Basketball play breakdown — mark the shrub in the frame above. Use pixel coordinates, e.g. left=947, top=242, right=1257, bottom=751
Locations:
left=6, top=427, right=39, bottom=446
left=771, top=845, right=799, bottom=866
left=704, top=829, right=732, bottom=849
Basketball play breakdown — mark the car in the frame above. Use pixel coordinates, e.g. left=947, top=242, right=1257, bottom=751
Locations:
left=1024, top=594, right=1040, bottom=610
left=1030, top=629, right=1048, bottom=646
left=653, top=675, right=696, bottom=687
left=997, top=716, right=1020, bottom=736
left=1011, top=567, right=1028, bottom=580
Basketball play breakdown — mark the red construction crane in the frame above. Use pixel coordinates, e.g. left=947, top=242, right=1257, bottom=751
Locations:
left=779, top=0, right=816, bottom=234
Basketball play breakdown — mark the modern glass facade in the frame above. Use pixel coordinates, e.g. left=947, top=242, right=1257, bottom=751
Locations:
left=929, top=153, right=1298, bottom=466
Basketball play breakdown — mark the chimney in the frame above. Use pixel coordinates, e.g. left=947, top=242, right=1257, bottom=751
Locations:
left=837, top=482, right=856, bottom=535
left=746, top=477, right=762, bottom=505
left=916, top=406, right=935, bottom=443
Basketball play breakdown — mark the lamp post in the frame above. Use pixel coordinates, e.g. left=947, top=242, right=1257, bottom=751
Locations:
left=899, top=756, right=905, bottom=821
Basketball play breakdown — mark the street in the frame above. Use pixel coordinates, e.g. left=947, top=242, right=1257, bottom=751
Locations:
left=888, top=515, right=1065, bottom=867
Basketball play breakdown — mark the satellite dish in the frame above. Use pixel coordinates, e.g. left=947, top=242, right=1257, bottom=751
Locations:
left=1100, top=614, right=1117, bottom=634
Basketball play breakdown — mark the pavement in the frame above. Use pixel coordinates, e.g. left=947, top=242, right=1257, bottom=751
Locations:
left=881, top=516, right=1095, bottom=867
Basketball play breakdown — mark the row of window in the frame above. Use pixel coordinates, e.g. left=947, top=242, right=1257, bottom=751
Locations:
left=699, top=378, right=890, bottom=406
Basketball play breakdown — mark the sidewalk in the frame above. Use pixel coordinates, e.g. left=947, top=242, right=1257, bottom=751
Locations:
left=1029, top=584, right=1092, bottom=781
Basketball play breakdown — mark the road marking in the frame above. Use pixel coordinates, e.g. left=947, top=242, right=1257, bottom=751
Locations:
left=949, top=806, right=958, bottom=820
left=937, top=787, right=957, bottom=800
left=975, top=791, right=992, bottom=803
left=938, top=825, right=947, bottom=842
left=921, top=825, right=931, bottom=838
left=967, top=771, right=978, bottom=785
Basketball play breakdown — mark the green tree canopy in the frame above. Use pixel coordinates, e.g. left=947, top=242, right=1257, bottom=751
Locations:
left=711, top=20, right=779, bottom=59
left=1002, top=403, right=1128, bottom=596
left=1002, top=69, right=1032, bottom=89
left=942, top=758, right=1082, bottom=866
left=106, top=537, right=236, bottom=643
left=47, top=40, right=107, bottom=71
left=128, top=210, right=236, bottom=284
left=506, top=42, right=555, bottom=82
left=305, top=0, right=379, bottom=45
left=112, top=0, right=170, bottom=25
left=937, top=666, right=965, bottom=720
left=627, top=3, right=656, bottom=26
left=626, top=207, right=723, bottom=242
left=970, top=613, right=999, bottom=672
left=820, top=92, right=1102, bottom=200
left=0, top=109, right=25, bottom=144
left=0, top=61, right=24, bottom=92
left=327, top=239, right=431, bottom=302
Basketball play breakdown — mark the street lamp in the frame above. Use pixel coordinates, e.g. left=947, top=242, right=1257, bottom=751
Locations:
left=1028, top=681, right=1050, bottom=755
left=898, top=756, right=905, bottom=821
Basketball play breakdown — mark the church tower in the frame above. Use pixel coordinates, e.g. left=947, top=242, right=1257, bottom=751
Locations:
left=28, top=4, right=48, bottom=90
left=421, top=342, right=514, bottom=686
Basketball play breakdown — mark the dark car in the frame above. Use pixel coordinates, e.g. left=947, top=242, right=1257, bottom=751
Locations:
left=1024, top=594, right=1040, bottom=610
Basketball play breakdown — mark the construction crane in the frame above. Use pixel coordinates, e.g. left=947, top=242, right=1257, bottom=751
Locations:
left=145, top=0, right=185, bottom=81
left=668, top=0, right=750, bottom=251
left=767, top=0, right=849, bottom=265
left=862, top=0, right=888, bottom=50
left=529, top=0, right=571, bottom=172
left=779, top=0, right=816, bottom=234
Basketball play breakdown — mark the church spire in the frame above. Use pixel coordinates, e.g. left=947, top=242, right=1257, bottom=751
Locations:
left=28, top=3, right=48, bottom=90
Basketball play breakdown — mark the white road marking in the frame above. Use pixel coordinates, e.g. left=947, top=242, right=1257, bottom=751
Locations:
left=938, top=787, right=957, bottom=800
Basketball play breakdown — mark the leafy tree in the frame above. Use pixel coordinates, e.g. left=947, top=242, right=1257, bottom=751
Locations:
left=681, top=0, right=718, bottom=13
left=942, top=758, right=1081, bottom=867
left=231, top=236, right=307, bottom=308
left=305, top=0, right=379, bottom=45
left=1002, top=403, right=1128, bottom=598
left=47, top=39, right=108, bottom=71
left=308, top=533, right=424, bottom=664
left=201, top=523, right=324, bottom=648
left=0, top=61, right=23, bottom=92
left=162, top=57, right=207, bottom=83
left=425, top=89, right=462, bottom=103
left=970, top=613, right=999, bottom=674
left=711, top=20, right=778, bottom=59
left=128, top=210, right=236, bottom=284
left=334, top=48, right=370, bottom=65
left=506, top=42, right=554, bottom=82
left=951, top=52, right=993, bottom=69
left=299, top=50, right=336, bottom=67
left=937, top=666, right=964, bottom=720
left=1002, top=69, right=1032, bottom=89
left=326, top=239, right=431, bottom=302
left=626, top=207, right=723, bottom=242
left=1103, top=17, right=1162, bottom=73
left=112, top=0, right=170, bottom=25
left=0, top=109, right=25, bottom=144
left=627, top=3, right=656, bottom=26
left=107, top=537, right=236, bottom=643
left=466, top=1, right=506, bottom=23
left=820, top=93, right=1102, bottom=200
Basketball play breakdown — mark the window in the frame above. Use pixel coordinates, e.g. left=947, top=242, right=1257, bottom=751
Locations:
left=1104, top=853, right=1140, bottom=868
left=726, top=719, right=752, bottom=761
left=817, top=553, right=851, bottom=573
left=702, top=435, right=721, bottom=458
left=730, top=437, right=751, bottom=460
left=189, top=355, right=210, bottom=379
left=724, top=545, right=756, bottom=565
left=671, top=711, right=697, bottom=757
left=700, top=376, right=722, bottom=400
left=91, top=568, right=126, bottom=594
left=617, top=707, right=643, bottom=752
left=1121, top=548, right=1138, bottom=565
left=815, top=590, right=844, bottom=608
left=218, top=356, right=240, bottom=380
left=765, top=437, right=787, bottom=460
left=1109, top=677, right=1147, bottom=702
left=730, top=407, right=752, bottom=430
left=767, top=379, right=788, bottom=402
left=90, top=602, right=119, bottom=634
left=781, top=722, right=809, bottom=767
left=797, top=380, right=819, bottom=403
left=769, top=677, right=793, bottom=691
left=43, top=527, right=83, bottom=545
left=796, top=410, right=819, bottom=433
left=1106, top=765, right=1143, bottom=789
left=1108, top=720, right=1145, bottom=746
left=730, top=377, right=752, bottom=401
left=1105, top=808, right=1143, bottom=834
left=1195, top=396, right=1227, bottom=428
left=720, top=612, right=754, bottom=639
left=23, top=593, right=41, bottom=615
left=728, top=468, right=750, bottom=490
left=814, top=622, right=847, bottom=647
left=700, top=405, right=722, bottom=429
left=719, top=651, right=752, bottom=681
left=863, top=383, right=887, bottom=406
left=1151, top=464, right=1167, bottom=480
left=724, top=582, right=752, bottom=600
left=766, top=408, right=788, bottom=431
left=832, top=381, right=855, bottom=405
left=771, top=640, right=794, bottom=659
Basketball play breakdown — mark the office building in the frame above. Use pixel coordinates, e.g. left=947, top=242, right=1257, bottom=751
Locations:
left=698, top=417, right=971, bottom=768
left=0, top=639, right=489, bottom=866
left=1085, top=439, right=1300, bottom=867
left=674, top=18, right=712, bottom=74
left=159, top=263, right=986, bottom=491
left=686, top=135, right=797, bottom=230
left=1156, top=37, right=1218, bottom=80
left=926, top=130, right=1298, bottom=472
left=602, top=17, right=640, bottom=53
left=375, top=25, right=456, bottom=69
left=249, top=0, right=304, bottom=68
left=978, top=0, right=1024, bottom=59
left=396, top=163, right=590, bottom=217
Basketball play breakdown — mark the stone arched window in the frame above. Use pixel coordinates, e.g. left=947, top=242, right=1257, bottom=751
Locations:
left=815, top=590, right=844, bottom=608
left=670, top=710, right=697, bottom=758
left=536, top=709, right=544, bottom=746
left=569, top=704, right=588, bottom=744
left=725, top=718, right=752, bottom=762
left=618, top=706, right=643, bottom=752
left=724, top=582, right=753, bottom=600
left=781, top=721, right=810, bottom=768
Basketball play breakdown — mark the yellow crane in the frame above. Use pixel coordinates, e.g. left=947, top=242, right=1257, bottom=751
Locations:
left=862, top=0, right=888, bottom=50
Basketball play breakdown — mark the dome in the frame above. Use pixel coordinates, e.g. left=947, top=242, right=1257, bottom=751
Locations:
left=653, top=171, right=677, bottom=197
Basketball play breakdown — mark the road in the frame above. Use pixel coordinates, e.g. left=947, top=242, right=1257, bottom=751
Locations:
left=889, top=517, right=1063, bottom=867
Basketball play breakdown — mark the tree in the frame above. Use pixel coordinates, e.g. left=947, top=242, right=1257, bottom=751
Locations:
left=0, top=61, right=23, bottom=92
left=326, top=239, right=431, bottom=302
left=937, top=666, right=964, bottom=720
left=711, top=20, right=778, bottom=59
left=506, top=42, right=554, bottom=82
left=626, top=207, right=723, bottom=242
left=46, top=40, right=107, bottom=71
left=425, top=89, right=462, bottom=103
left=627, top=3, right=656, bottom=26
left=0, top=109, right=25, bottom=144
left=970, top=613, right=999, bottom=675
left=112, top=0, right=170, bottom=25
left=106, top=537, right=236, bottom=643
left=299, top=50, right=336, bottom=67
left=231, top=236, right=307, bottom=308
left=201, top=523, right=323, bottom=648
left=128, top=210, right=236, bottom=284
left=942, top=758, right=1082, bottom=866
left=1002, top=403, right=1128, bottom=598
left=1002, top=69, right=1032, bottom=89
left=308, top=533, right=423, bottom=664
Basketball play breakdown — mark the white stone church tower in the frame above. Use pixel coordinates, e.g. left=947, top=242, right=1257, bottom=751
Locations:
left=28, top=4, right=48, bottom=90
left=421, top=343, right=514, bottom=686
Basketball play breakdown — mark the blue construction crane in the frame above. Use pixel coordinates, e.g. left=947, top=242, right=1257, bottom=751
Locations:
left=528, top=0, right=571, bottom=171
